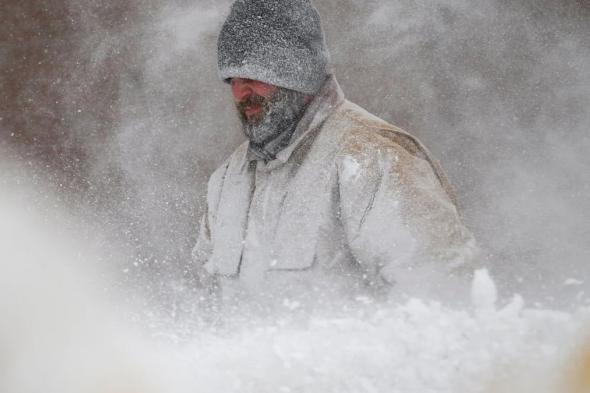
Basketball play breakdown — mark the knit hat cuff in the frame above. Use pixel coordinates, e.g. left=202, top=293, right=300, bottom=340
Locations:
left=219, top=63, right=328, bottom=95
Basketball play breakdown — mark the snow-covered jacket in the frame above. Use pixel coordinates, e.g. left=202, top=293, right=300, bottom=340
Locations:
left=193, top=76, right=477, bottom=310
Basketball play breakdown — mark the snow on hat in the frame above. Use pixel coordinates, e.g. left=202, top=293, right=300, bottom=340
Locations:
left=217, top=0, right=330, bottom=95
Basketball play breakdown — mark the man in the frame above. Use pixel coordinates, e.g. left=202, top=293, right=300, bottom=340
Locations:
left=193, top=0, right=477, bottom=313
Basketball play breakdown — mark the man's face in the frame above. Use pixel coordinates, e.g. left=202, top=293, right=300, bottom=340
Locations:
left=230, top=78, right=310, bottom=146
left=231, top=78, right=279, bottom=125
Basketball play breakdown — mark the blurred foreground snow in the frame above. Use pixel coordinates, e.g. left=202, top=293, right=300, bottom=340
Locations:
left=0, top=173, right=588, bottom=393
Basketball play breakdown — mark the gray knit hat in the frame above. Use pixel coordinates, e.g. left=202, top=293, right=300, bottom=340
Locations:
left=217, top=0, right=330, bottom=95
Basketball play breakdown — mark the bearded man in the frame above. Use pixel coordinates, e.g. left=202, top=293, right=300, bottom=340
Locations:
left=192, top=0, right=478, bottom=313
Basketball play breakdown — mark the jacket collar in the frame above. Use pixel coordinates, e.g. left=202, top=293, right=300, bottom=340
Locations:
left=243, top=75, right=345, bottom=170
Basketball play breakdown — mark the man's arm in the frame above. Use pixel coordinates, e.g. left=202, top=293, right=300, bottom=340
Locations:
left=191, top=207, right=220, bottom=291
left=192, top=209, right=212, bottom=269
left=190, top=208, right=222, bottom=319
left=190, top=157, right=232, bottom=280
left=337, top=130, right=478, bottom=300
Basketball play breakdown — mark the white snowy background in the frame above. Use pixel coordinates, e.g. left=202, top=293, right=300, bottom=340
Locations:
left=1, top=0, right=589, bottom=391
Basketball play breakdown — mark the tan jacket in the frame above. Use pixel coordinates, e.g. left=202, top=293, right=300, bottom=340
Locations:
left=193, top=76, right=477, bottom=311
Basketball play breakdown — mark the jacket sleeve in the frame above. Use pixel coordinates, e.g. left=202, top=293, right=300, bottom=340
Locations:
left=190, top=208, right=221, bottom=300
left=191, top=158, right=231, bottom=273
left=336, top=132, right=478, bottom=299
left=192, top=208, right=212, bottom=268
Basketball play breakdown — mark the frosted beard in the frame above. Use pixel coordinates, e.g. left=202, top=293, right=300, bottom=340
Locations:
left=237, top=87, right=309, bottom=161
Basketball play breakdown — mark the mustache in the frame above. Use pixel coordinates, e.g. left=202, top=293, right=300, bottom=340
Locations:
left=236, top=94, right=269, bottom=115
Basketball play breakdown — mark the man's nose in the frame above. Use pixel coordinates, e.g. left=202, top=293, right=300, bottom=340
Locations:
left=231, top=78, right=253, bottom=103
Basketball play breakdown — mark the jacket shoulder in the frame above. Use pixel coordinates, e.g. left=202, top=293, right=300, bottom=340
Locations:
left=332, top=101, right=459, bottom=206
left=331, top=101, right=424, bottom=161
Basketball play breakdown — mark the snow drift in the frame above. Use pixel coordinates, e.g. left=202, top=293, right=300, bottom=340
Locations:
left=0, top=166, right=588, bottom=393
